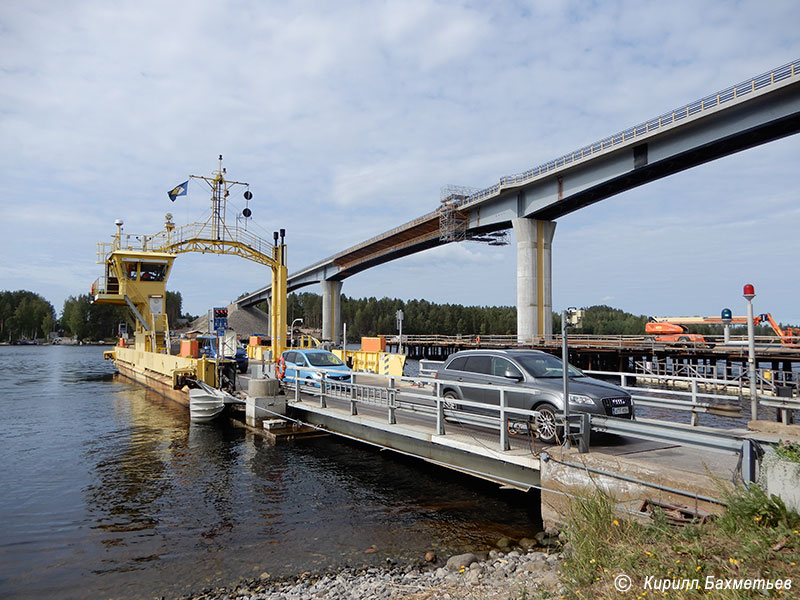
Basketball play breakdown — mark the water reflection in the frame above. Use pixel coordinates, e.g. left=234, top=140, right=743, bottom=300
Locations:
left=2, top=347, right=541, bottom=600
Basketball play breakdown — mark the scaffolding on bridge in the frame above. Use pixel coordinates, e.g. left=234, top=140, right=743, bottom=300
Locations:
left=438, top=185, right=510, bottom=245
left=438, top=185, right=472, bottom=242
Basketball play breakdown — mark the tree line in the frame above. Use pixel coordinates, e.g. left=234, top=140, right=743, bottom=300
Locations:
left=0, top=291, right=56, bottom=342
left=284, top=292, right=520, bottom=338
left=562, top=305, right=775, bottom=337
left=1, top=289, right=184, bottom=342
left=3, top=287, right=790, bottom=343
left=284, top=295, right=782, bottom=339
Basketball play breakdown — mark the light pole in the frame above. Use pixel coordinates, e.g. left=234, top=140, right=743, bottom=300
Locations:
left=721, top=308, right=732, bottom=345
left=396, top=309, right=404, bottom=354
left=743, top=284, right=758, bottom=421
left=562, top=307, right=576, bottom=446
left=290, top=318, right=303, bottom=348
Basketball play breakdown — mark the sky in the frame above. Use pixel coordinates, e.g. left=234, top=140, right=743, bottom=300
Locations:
left=1, top=0, right=799, bottom=327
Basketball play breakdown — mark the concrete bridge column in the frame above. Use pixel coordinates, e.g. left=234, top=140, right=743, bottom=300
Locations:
left=321, top=280, right=343, bottom=345
left=513, top=217, right=556, bottom=344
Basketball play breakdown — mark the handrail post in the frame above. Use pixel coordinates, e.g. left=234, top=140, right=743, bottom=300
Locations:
left=388, top=376, right=396, bottom=424
left=500, top=389, right=509, bottom=451
left=690, top=379, right=699, bottom=427
left=350, top=376, right=357, bottom=415
left=435, top=382, right=445, bottom=435
left=741, top=439, right=757, bottom=483
left=578, top=413, right=591, bottom=453
left=294, top=369, right=300, bottom=403
left=320, top=372, right=327, bottom=408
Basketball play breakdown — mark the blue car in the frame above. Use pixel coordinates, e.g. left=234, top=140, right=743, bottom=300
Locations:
left=280, top=349, right=352, bottom=386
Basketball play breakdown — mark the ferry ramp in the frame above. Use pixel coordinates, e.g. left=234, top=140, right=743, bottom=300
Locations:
left=275, top=374, right=751, bottom=524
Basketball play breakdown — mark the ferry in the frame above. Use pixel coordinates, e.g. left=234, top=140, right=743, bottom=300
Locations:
left=91, top=157, right=289, bottom=418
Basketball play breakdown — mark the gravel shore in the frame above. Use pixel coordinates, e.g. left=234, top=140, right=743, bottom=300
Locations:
left=181, top=541, right=565, bottom=600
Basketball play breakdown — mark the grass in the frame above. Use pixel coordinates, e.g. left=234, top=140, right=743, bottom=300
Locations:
left=559, top=484, right=800, bottom=599
left=775, top=440, right=800, bottom=463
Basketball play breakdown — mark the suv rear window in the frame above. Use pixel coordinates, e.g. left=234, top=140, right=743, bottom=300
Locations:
left=464, top=355, right=492, bottom=375
left=446, top=356, right=468, bottom=371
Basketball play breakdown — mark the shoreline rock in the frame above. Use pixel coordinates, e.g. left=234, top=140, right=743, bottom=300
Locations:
left=180, top=546, right=564, bottom=600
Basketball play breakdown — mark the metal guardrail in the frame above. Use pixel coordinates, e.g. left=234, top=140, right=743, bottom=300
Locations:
left=635, top=360, right=800, bottom=397
left=286, top=368, right=575, bottom=452
left=282, top=368, right=767, bottom=464
left=148, top=222, right=274, bottom=258
left=600, top=369, right=800, bottom=423
left=96, top=222, right=275, bottom=263
left=271, top=370, right=765, bottom=490
left=586, top=369, right=746, bottom=426
left=410, top=362, right=798, bottom=426
left=447, top=59, right=800, bottom=211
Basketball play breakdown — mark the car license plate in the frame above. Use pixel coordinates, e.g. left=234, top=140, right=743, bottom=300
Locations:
left=612, top=406, right=630, bottom=415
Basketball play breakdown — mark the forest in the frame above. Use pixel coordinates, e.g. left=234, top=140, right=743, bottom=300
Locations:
left=283, top=292, right=517, bottom=339
left=283, top=294, right=777, bottom=339
left=0, top=290, right=184, bottom=343
left=1, top=288, right=784, bottom=343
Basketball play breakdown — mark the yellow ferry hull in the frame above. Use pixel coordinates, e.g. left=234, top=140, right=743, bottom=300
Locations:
left=107, top=346, right=216, bottom=409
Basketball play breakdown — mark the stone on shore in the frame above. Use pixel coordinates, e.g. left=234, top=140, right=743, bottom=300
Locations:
left=445, top=552, right=479, bottom=572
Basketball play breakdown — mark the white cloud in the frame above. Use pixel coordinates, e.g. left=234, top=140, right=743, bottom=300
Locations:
left=1, top=0, right=799, bottom=324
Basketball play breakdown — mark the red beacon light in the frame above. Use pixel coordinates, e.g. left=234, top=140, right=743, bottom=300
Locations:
left=743, top=284, right=756, bottom=300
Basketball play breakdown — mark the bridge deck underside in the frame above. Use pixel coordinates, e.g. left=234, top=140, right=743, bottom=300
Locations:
left=238, top=75, right=800, bottom=308
left=332, top=214, right=441, bottom=277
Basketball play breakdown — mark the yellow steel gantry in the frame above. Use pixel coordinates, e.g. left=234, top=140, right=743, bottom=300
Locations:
left=93, top=156, right=288, bottom=362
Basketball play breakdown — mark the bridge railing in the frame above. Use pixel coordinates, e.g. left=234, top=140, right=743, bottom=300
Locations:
left=148, top=222, right=274, bottom=258
left=634, top=361, right=800, bottom=399
left=288, top=371, right=765, bottom=481
left=283, top=368, right=775, bottom=461
left=448, top=59, right=800, bottom=210
left=412, top=360, right=797, bottom=426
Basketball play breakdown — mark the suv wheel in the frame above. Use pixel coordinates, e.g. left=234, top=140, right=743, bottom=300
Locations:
left=442, top=390, right=459, bottom=410
left=533, top=402, right=562, bottom=445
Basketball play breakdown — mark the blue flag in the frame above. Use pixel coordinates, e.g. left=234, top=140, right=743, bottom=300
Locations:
left=168, top=180, right=188, bottom=201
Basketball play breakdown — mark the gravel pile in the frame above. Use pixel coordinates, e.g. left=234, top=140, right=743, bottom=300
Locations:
left=182, top=544, right=564, bottom=600
left=185, top=305, right=271, bottom=337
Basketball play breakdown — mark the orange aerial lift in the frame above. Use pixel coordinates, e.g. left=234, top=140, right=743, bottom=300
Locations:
left=754, top=313, right=800, bottom=346
left=646, top=313, right=800, bottom=346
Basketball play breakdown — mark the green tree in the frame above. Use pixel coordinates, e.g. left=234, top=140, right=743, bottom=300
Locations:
left=0, top=290, right=56, bottom=341
left=166, top=290, right=182, bottom=326
left=61, top=294, right=126, bottom=340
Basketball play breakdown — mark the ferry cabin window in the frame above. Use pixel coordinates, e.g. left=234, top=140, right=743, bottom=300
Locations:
left=140, top=263, right=166, bottom=282
left=125, top=263, right=138, bottom=280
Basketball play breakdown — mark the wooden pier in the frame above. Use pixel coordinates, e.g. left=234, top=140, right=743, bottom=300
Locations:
left=384, top=334, right=800, bottom=395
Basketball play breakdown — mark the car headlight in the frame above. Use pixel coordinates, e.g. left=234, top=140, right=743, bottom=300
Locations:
left=568, top=394, right=595, bottom=405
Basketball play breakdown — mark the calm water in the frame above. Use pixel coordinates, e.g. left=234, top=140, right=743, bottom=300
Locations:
left=0, top=346, right=540, bottom=600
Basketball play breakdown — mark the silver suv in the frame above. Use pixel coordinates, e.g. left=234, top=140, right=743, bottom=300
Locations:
left=435, top=349, right=633, bottom=444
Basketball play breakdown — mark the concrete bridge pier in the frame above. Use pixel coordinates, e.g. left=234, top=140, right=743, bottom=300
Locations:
left=514, top=217, right=556, bottom=344
left=322, top=280, right=343, bottom=345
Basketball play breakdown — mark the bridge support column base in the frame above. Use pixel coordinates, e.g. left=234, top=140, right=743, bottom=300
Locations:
left=514, top=218, right=556, bottom=344
left=322, top=280, right=343, bottom=345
